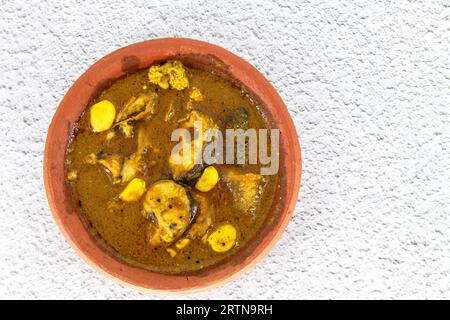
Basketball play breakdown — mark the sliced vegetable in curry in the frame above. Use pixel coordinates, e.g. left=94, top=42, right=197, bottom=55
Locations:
left=65, top=60, right=279, bottom=274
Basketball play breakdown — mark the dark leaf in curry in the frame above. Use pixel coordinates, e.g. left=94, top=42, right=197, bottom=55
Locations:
left=225, top=106, right=249, bottom=130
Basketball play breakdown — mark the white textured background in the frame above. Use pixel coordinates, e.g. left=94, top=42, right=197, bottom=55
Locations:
left=1, top=0, right=449, bottom=299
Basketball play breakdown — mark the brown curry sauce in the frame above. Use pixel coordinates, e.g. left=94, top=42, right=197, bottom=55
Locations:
left=66, top=61, right=279, bottom=274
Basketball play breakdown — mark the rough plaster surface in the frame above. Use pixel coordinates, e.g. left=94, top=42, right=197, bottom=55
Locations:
left=0, top=0, right=449, bottom=299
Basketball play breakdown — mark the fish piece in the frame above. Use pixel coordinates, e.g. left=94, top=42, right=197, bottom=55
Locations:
left=137, top=125, right=151, bottom=153
left=116, top=92, right=157, bottom=122
left=143, top=180, right=198, bottom=245
left=85, top=153, right=122, bottom=184
left=117, top=121, right=134, bottom=138
left=222, top=168, right=265, bottom=215
left=169, top=110, right=217, bottom=182
left=110, top=92, right=158, bottom=139
left=121, top=152, right=145, bottom=183
left=168, top=139, right=198, bottom=183
left=181, top=110, right=217, bottom=134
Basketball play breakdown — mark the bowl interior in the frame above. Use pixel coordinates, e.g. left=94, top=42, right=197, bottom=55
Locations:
left=44, top=38, right=301, bottom=292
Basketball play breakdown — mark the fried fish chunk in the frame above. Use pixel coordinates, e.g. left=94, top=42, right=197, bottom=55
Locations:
left=116, top=92, right=157, bottom=123
left=144, top=180, right=198, bottom=245
left=169, top=111, right=217, bottom=182
left=222, top=168, right=265, bottom=215
left=85, top=152, right=122, bottom=184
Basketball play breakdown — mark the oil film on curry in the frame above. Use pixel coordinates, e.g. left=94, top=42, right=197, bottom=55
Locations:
left=65, top=59, right=282, bottom=274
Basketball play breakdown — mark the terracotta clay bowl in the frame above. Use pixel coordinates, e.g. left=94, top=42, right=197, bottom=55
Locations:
left=44, top=38, right=301, bottom=292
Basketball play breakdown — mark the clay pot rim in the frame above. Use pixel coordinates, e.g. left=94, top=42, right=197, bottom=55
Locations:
left=43, top=38, right=302, bottom=293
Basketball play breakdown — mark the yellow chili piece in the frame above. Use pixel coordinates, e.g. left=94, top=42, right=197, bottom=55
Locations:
left=207, top=224, right=237, bottom=253
left=90, top=100, right=116, bottom=132
left=119, top=178, right=146, bottom=202
left=195, top=166, right=219, bottom=192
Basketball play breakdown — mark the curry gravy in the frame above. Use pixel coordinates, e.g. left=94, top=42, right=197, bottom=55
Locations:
left=66, top=61, right=279, bottom=274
